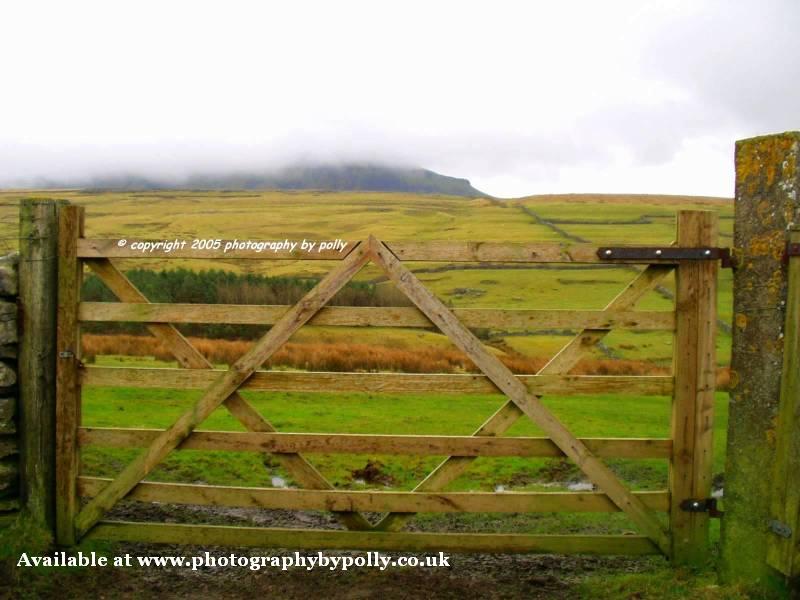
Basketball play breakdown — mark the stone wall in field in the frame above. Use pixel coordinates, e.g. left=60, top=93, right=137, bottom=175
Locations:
left=0, top=254, right=19, bottom=517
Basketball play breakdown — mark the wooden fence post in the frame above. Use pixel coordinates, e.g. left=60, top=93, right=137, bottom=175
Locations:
left=55, top=204, right=83, bottom=545
left=18, top=199, right=60, bottom=531
left=721, top=131, right=800, bottom=585
left=670, top=210, right=718, bottom=565
left=766, top=228, right=800, bottom=578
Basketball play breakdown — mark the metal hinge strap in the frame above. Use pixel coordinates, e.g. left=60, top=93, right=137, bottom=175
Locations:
left=679, top=497, right=724, bottom=518
left=598, top=247, right=735, bottom=268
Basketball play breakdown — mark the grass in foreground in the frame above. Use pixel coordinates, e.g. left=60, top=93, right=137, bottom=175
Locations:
left=81, top=385, right=732, bottom=491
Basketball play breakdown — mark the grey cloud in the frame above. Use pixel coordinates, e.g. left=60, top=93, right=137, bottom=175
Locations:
left=639, top=0, right=800, bottom=134
left=0, top=1, right=797, bottom=196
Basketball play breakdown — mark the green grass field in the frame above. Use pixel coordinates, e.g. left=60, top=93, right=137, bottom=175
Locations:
left=81, top=381, right=729, bottom=491
left=0, top=188, right=735, bottom=365
left=80, top=376, right=728, bottom=537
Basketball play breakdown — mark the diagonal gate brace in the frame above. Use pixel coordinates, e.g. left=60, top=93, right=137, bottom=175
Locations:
left=73, top=243, right=372, bottom=538
left=374, top=258, right=675, bottom=532
left=368, top=236, right=670, bottom=554
left=83, top=256, right=373, bottom=532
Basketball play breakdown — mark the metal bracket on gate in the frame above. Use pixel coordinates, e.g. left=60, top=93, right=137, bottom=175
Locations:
left=769, top=519, right=793, bottom=539
left=680, top=497, right=724, bottom=518
left=785, top=242, right=800, bottom=261
left=598, top=247, right=736, bottom=268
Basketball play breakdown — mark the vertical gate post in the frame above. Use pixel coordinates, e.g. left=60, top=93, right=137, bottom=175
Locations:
left=721, top=131, right=800, bottom=585
left=18, top=199, right=60, bottom=531
left=670, top=210, right=718, bottom=565
left=55, top=204, right=83, bottom=545
left=767, top=228, right=800, bottom=577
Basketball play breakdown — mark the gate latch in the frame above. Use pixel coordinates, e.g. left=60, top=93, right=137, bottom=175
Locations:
left=680, top=497, right=724, bottom=518
left=769, top=519, right=793, bottom=539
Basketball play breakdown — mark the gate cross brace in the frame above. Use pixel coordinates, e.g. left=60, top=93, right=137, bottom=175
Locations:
left=368, top=236, right=671, bottom=555
left=73, top=242, right=372, bottom=538
left=82, top=257, right=373, bottom=531
left=375, top=247, right=675, bottom=534
left=71, top=235, right=673, bottom=555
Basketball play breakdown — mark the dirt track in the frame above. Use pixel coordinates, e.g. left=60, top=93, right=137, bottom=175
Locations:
left=2, top=502, right=666, bottom=599
left=4, top=541, right=662, bottom=599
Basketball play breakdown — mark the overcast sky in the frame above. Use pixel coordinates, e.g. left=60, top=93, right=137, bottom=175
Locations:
left=1, top=0, right=797, bottom=197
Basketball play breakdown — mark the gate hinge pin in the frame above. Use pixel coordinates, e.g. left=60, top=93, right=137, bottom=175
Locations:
left=769, top=519, right=792, bottom=539
left=785, top=241, right=800, bottom=263
left=679, top=497, right=724, bottom=518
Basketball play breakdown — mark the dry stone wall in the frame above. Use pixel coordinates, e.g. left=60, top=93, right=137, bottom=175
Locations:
left=0, top=254, right=19, bottom=516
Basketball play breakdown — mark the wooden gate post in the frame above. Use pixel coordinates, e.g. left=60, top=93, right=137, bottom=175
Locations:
left=55, top=204, right=83, bottom=545
left=767, top=228, right=800, bottom=578
left=18, top=199, right=60, bottom=531
left=721, top=131, right=800, bottom=585
left=670, top=210, right=718, bottom=565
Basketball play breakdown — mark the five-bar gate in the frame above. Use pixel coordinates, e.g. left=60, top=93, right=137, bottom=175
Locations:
left=55, top=206, right=721, bottom=563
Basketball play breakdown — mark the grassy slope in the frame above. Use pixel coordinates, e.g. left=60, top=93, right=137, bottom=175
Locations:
left=0, top=189, right=735, bottom=362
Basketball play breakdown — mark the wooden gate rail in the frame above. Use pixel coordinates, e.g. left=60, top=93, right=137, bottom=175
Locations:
left=372, top=261, right=677, bottom=534
left=81, top=252, right=374, bottom=533
left=79, top=428, right=672, bottom=458
left=77, top=303, right=675, bottom=330
left=79, top=367, right=674, bottom=396
left=56, top=207, right=719, bottom=564
left=77, top=238, right=706, bottom=264
left=86, top=522, right=661, bottom=555
left=78, top=477, right=670, bottom=513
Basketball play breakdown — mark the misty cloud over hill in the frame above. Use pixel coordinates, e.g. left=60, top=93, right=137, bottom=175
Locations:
left=31, top=164, right=488, bottom=197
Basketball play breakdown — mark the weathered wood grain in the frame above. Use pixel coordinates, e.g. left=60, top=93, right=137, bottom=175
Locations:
left=368, top=236, right=670, bottom=554
left=375, top=261, right=675, bottom=532
left=84, top=257, right=373, bottom=531
left=670, top=211, right=718, bottom=565
left=55, top=204, right=83, bottom=544
left=73, top=244, right=371, bottom=538
left=80, top=367, right=674, bottom=396
left=767, top=228, right=800, bottom=577
left=78, top=477, right=669, bottom=513
left=78, top=428, right=672, bottom=459
left=79, top=238, right=695, bottom=264
left=78, top=302, right=675, bottom=330
left=87, top=521, right=661, bottom=555
left=19, top=200, right=59, bottom=530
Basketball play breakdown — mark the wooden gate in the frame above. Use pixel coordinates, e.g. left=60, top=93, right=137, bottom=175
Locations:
left=55, top=206, right=720, bottom=563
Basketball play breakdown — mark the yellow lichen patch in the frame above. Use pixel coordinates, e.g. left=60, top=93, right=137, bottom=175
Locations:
left=736, top=133, right=800, bottom=196
left=756, top=198, right=774, bottom=224
left=728, top=370, right=740, bottom=389
left=735, top=313, right=747, bottom=329
left=766, top=416, right=781, bottom=447
left=746, top=230, right=785, bottom=260
left=766, top=427, right=777, bottom=446
left=765, top=269, right=786, bottom=302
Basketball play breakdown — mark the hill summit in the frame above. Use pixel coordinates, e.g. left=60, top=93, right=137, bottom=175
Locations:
left=69, top=164, right=489, bottom=197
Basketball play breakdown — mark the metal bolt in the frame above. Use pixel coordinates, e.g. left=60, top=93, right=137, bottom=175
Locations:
left=655, top=249, right=662, bottom=256
left=604, top=249, right=612, bottom=256
left=704, top=249, right=712, bottom=256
